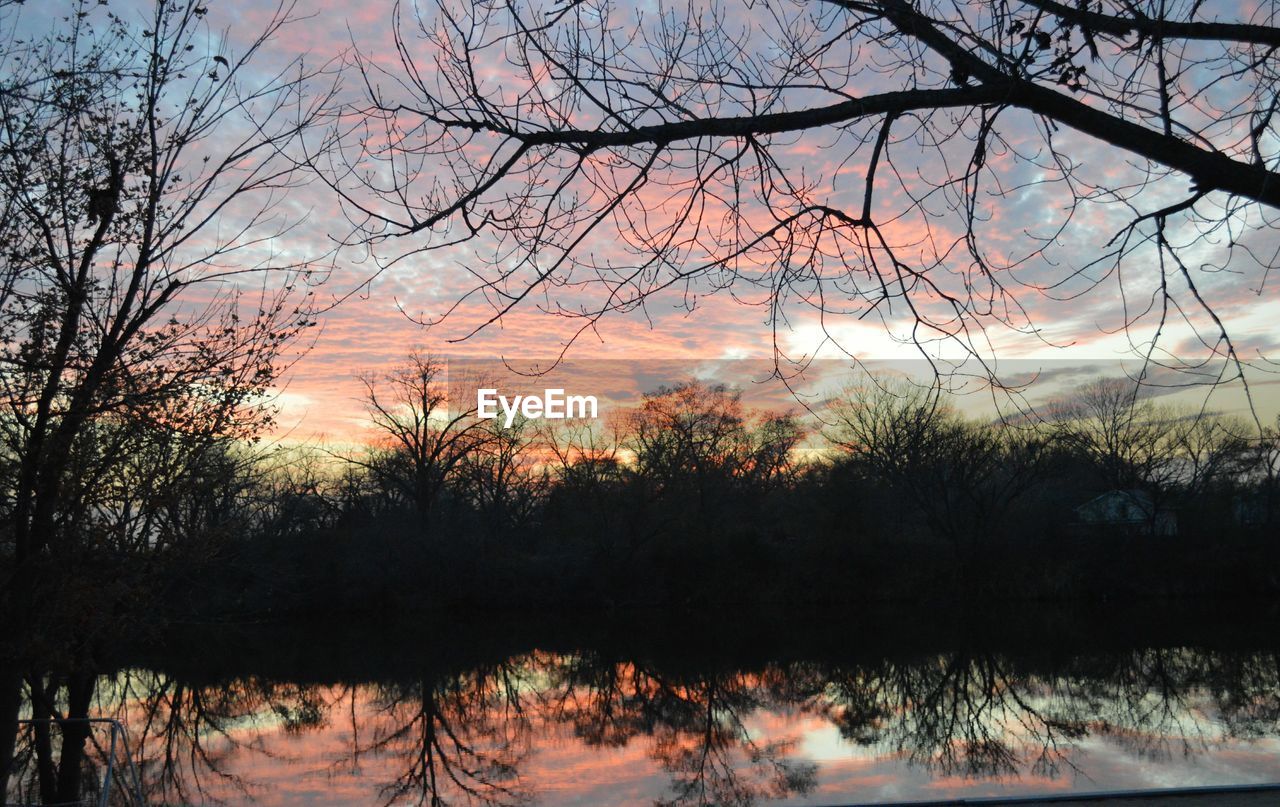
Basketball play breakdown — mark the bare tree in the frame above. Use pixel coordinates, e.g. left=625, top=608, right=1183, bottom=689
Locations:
left=1049, top=377, right=1167, bottom=491
left=1164, top=409, right=1253, bottom=498
left=357, top=351, right=488, bottom=527
left=0, top=6, right=336, bottom=787
left=826, top=378, right=1047, bottom=548
left=456, top=414, right=545, bottom=538
left=627, top=381, right=802, bottom=496
left=327, top=0, right=1278, bottom=385
left=1047, top=376, right=1248, bottom=495
left=627, top=383, right=756, bottom=491
left=0, top=0, right=336, bottom=585
left=540, top=418, right=627, bottom=491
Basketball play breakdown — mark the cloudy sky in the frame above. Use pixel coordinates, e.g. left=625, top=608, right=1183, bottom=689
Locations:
left=9, top=0, right=1279, bottom=438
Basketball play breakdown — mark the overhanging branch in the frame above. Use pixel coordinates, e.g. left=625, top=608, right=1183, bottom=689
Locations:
left=1018, top=0, right=1280, bottom=47
left=513, top=85, right=1008, bottom=150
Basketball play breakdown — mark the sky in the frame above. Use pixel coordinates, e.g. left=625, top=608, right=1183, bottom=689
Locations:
left=7, top=0, right=1279, bottom=441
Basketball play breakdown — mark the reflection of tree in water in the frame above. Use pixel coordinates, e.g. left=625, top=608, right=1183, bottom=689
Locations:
left=12, top=646, right=1280, bottom=806
left=351, top=659, right=537, bottom=806
left=549, top=655, right=817, bottom=807
left=819, top=648, right=1280, bottom=784
left=1078, top=648, right=1280, bottom=762
left=1208, top=651, right=1280, bottom=742
left=821, top=653, right=1087, bottom=780
left=8, top=670, right=100, bottom=806
left=99, top=670, right=329, bottom=804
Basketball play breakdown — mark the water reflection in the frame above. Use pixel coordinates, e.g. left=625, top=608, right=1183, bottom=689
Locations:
left=356, top=663, right=535, bottom=806
left=7, top=627, right=1280, bottom=805
left=548, top=656, right=817, bottom=806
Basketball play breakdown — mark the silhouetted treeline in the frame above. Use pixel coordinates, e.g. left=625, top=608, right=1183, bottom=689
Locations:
left=5, top=358, right=1278, bottom=626
left=138, top=367, right=1280, bottom=619
left=4, top=360, right=1280, bottom=802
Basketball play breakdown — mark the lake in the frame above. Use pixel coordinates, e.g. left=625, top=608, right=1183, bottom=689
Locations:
left=6, top=603, right=1280, bottom=805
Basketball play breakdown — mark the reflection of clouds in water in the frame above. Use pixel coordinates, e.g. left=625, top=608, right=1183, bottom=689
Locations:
left=25, top=643, right=1278, bottom=806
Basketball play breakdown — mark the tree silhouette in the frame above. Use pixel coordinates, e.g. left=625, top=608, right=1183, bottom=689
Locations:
left=826, top=378, right=1046, bottom=549
left=357, top=352, right=490, bottom=529
left=0, top=1, right=335, bottom=797
left=0, top=0, right=335, bottom=604
left=331, top=0, right=1278, bottom=379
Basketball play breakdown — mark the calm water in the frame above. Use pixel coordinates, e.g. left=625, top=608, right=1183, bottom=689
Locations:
left=8, top=607, right=1280, bottom=805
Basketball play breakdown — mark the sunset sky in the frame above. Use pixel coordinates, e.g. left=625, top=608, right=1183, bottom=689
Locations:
left=10, top=0, right=1280, bottom=440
